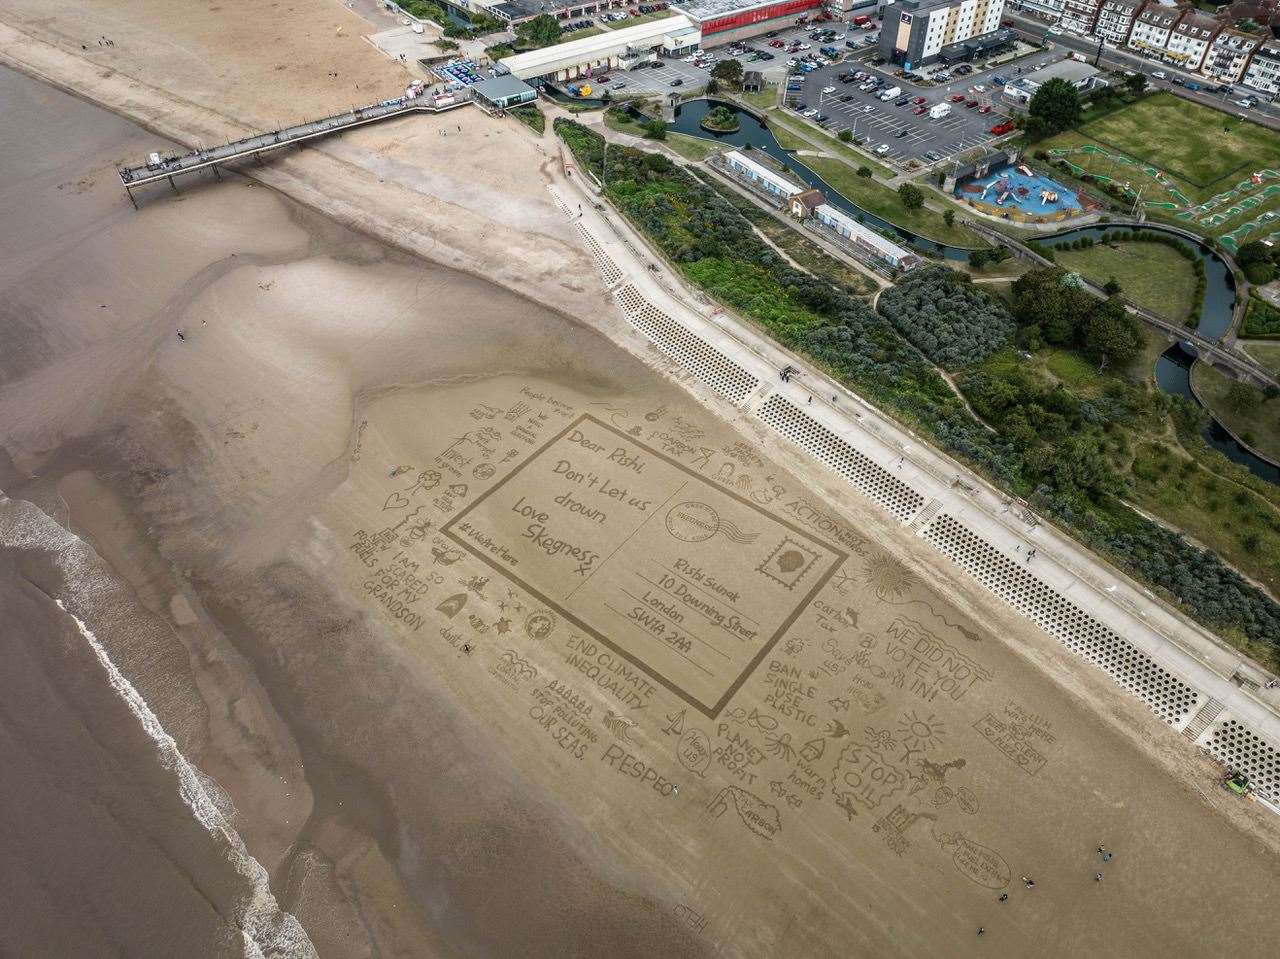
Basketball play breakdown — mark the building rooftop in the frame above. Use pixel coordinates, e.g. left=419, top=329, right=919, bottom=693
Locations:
left=673, top=0, right=816, bottom=19
left=470, top=75, right=537, bottom=102
left=1023, top=59, right=1103, bottom=85
left=1136, top=6, right=1181, bottom=26
left=499, top=14, right=697, bottom=78
left=1172, top=11, right=1220, bottom=38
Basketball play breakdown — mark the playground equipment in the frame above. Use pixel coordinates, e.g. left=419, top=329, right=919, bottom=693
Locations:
left=1039, top=189, right=1059, bottom=205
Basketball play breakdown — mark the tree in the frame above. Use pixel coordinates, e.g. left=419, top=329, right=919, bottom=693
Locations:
left=1011, top=268, right=1090, bottom=344
left=1124, top=72, right=1148, bottom=96
left=1225, top=380, right=1260, bottom=413
left=1237, top=240, right=1276, bottom=284
left=898, top=183, right=924, bottom=210
left=516, top=14, right=561, bottom=49
left=1027, top=78, right=1082, bottom=140
left=642, top=118, right=667, bottom=140
left=1103, top=276, right=1122, bottom=295
left=1081, top=297, right=1142, bottom=369
left=857, top=165, right=873, bottom=178
left=969, top=249, right=989, bottom=270
left=711, top=58, right=745, bottom=89
left=944, top=209, right=955, bottom=228
left=838, top=129, right=853, bottom=143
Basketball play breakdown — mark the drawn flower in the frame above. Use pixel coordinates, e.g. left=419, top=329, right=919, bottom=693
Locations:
left=863, top=553, right=915, bottom=602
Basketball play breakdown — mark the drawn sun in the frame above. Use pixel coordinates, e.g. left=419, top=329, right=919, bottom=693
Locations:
left=863, top=553, right=916, bottom=602
left=897, top=710, right=946, bottom=754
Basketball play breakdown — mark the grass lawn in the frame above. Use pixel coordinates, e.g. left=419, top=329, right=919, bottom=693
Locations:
left=739, top=84, right=778, bottom=112
left=1039, top=94, right=1280, bottom=245
left=1191, top=362, right=1280, bottom=465
left=1048, top=240, right=1199, bottom=324
left=1241, top=341, right=1280, bottom=377
left=1078, top=93, right=1278, bottom=194
left=800, top=155, right=987, bottom=248
left=665, top=132, right=723, bottom=162
left=765, top=109, right=894, bottom=179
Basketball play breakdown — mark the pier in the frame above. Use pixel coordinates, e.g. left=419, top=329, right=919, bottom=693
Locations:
left=117, top=90, right=471, bottom=205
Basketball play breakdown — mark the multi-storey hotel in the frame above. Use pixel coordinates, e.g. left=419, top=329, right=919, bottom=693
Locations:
left=878, top=0, right=1008, bottom=68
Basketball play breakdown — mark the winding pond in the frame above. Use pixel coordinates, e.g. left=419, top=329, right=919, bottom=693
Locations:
left=1042, top=225, right=1277, bottom=482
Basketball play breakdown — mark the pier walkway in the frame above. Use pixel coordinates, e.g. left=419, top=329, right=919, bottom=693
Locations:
left=118, top=91, right=471, bottom=202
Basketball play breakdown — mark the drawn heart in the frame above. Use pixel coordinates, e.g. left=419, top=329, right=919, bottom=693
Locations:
left=383, top=491, right=410, bottom=511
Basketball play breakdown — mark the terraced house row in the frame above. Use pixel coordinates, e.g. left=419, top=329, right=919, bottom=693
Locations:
left=1022, top=0, right=1280, bottom=93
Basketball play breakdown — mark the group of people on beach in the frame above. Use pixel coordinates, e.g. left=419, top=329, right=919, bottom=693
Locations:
left=976, top=845, right=1116, bottom=938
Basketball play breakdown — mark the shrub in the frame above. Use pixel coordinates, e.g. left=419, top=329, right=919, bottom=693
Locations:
left=877, top=266, right=1016, bottom=369
left=857, top=166, right=873, bottom=178
left=898, top=183, right=924, bottom=210
left=838, top=129, right=853, bottom=143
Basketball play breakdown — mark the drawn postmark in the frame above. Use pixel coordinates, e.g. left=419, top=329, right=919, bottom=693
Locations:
left=440, top=415, right=845, bottom=717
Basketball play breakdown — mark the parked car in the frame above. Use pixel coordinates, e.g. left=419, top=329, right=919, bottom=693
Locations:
left=989, top=121, right=1014, bottom=134
left=924, top=149, right=943, bottom=161
left=670, top=78, right=683, bottom=87
left=895, top=96, right=911, bottom=106
left=863, top=104, right=875, bottom=113
left=875, top=143, right=891, bottom=155
left=1152, top=70, right=1167, bottom=80
left=913, top=106, right=926, bottom=115
left=978, top=104, right=991, bottom=114
left=912, top=95, right=926, bottom=104
left=894, top=128, right=908, bottom=138
left=803, top=108, right=819, bottom=118
left=965, top=98, right=978, bottom=108
left=950, top=94, right=966, bottom=102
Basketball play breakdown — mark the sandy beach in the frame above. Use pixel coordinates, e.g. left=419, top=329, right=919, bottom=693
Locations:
left=3, top=3, right=1280, bottom=957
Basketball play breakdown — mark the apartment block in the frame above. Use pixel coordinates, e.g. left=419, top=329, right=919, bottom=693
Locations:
left=879, top=0, right=1007, bottom=67
left=1127, top=4, right=1183, bottom=57
left=1200, top=27, right=1264, bottom=84
left=1242, top=41, right=1280, bottom=96
left=1094, top=0, right=1145, bottom=46
left=1059, top=0, right=1103, bottom=35
left=1164, top=10, right=1221, bottom=71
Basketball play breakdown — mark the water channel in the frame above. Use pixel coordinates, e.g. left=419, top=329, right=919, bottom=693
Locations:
left=667, top=100, right=1277, bottom=481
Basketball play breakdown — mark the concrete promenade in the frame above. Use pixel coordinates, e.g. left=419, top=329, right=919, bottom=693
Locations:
left=548, top=139, right=1280, bottom=807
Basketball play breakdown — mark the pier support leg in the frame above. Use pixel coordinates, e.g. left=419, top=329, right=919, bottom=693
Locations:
left=125, top=186, right=137, bottom=210
left=211, top=164, right=222, bottom=181
left=167, top=175, right=179, bottom=194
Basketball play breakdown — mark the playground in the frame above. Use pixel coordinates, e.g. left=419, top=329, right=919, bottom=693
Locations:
left=957, top=163, right=1087, bottom=222
left=1040, top=94, right=1280, bottom=250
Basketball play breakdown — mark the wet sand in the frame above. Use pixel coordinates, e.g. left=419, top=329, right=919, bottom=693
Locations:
left=4, top=31, right=1280, bottom=959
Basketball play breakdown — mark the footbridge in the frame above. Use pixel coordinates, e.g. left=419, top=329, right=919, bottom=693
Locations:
left=117, top=91, right=471, bottom=204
